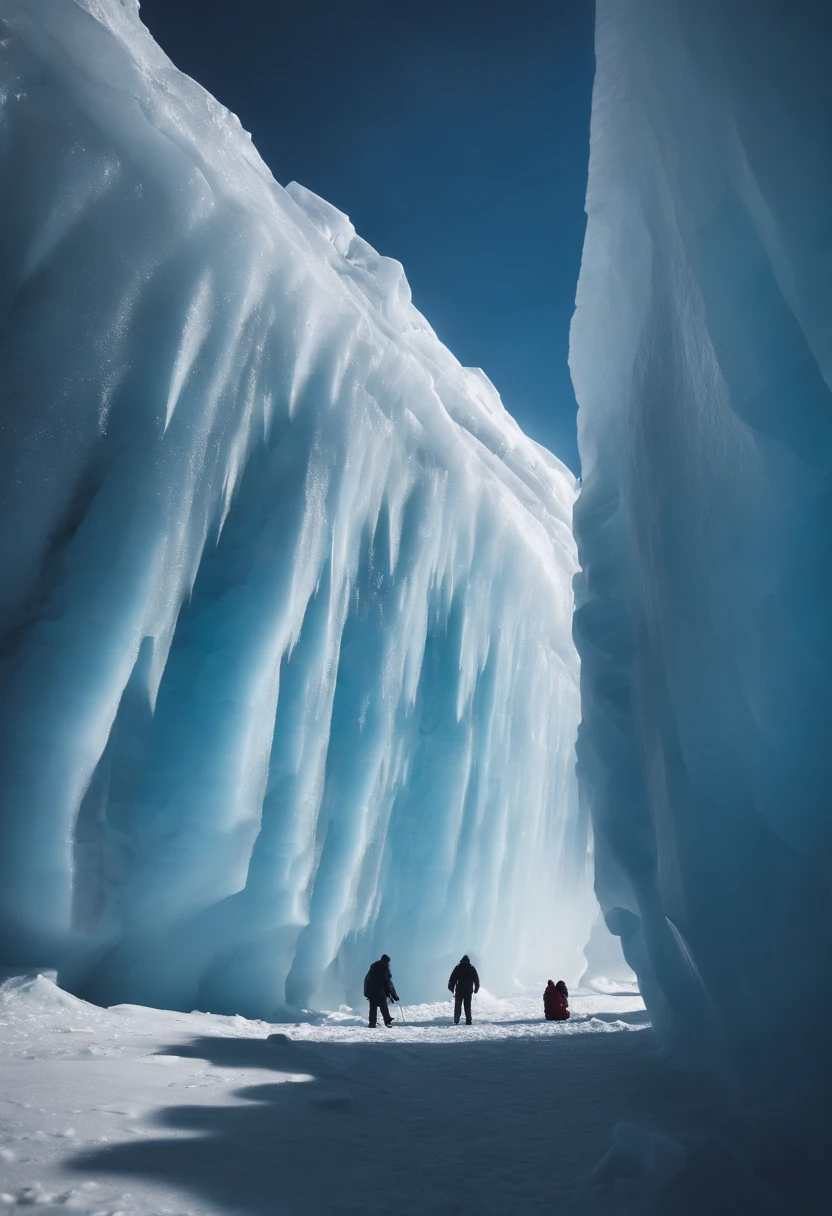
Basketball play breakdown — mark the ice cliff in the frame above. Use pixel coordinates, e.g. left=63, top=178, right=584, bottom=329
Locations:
left=572, top=0, right=832, bottom=1168
left=0, top=0, right=592, bottom=1015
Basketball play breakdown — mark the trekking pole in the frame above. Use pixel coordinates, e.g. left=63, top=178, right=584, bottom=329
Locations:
left=398, top=1002, right=406, bottom=1024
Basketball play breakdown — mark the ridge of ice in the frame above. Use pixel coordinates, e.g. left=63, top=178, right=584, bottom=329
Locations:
left=0, top=0, right=593, bottom=1016
left=571, top=0, right=832, bottom=1155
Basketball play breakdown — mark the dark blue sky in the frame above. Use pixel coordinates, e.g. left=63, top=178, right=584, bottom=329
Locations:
left=139, top=1, right=595, bottom=472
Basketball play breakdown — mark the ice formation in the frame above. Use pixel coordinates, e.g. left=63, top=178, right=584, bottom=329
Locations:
left=0, top=0, right=592, bottom=1015
left=572, top=0, right=832, bottom=1160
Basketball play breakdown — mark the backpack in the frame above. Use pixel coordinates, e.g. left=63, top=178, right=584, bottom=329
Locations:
left=363, top=968, right=372, bottom=999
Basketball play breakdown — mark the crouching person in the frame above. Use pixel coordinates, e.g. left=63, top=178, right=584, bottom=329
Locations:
left=544, top=979, right=570, bottom=1021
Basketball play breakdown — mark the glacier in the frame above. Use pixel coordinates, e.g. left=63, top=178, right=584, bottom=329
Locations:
left=0, top=0, right=593, bottom=1016
left=572, top=0, right=832, bottom=1175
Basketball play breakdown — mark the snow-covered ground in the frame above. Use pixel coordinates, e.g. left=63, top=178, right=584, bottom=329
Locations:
left=0, top=972, right=724, bottom=1216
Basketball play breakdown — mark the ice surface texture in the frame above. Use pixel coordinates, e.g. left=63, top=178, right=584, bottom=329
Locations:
left=571, top=0, right=832, bottom=1152
left=0, top=0, right=591, bottom=1015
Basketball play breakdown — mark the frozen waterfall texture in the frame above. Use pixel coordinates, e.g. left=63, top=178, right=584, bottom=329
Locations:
left=0, top=0, right=592, bottom=1015
left=572, top=0, right=832, bottom=1162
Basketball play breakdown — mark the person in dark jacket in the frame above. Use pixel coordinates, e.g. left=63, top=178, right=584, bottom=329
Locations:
left=448, top=954, right=480, bottom=1025
left=364, top=954, right=399, bottom=1027
left=544, top=979, right=570, bottom=1021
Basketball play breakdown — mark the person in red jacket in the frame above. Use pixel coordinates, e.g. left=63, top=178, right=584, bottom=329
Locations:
left=544, top=979, right=570, bottom=1021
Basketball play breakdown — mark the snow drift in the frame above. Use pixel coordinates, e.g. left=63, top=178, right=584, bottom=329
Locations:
left=0, top=0, right=592, bottom=1015
left=572, top=0, right=832, bottom=1167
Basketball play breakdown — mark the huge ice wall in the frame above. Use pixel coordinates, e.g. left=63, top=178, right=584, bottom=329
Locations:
left=0, top=0, right=591, bottom=1015
left=572, top=0, right=832, bottom=1163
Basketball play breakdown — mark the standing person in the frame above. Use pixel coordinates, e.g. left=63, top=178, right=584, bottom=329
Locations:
left=544, top=979, right=570, bottom=1021
left=364, top=954, right=399, bottom=1028
left=448, top=954, right=480, bottom=1025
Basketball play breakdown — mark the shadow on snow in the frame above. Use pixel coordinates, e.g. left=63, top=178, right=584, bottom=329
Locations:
left=67, top=1027, right=724, bottom=1216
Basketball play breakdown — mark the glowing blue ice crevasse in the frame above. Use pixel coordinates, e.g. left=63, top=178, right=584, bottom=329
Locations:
left=571, top=0, right=832, bottom=1138
left=0, top=0, right=593, bottom=1015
